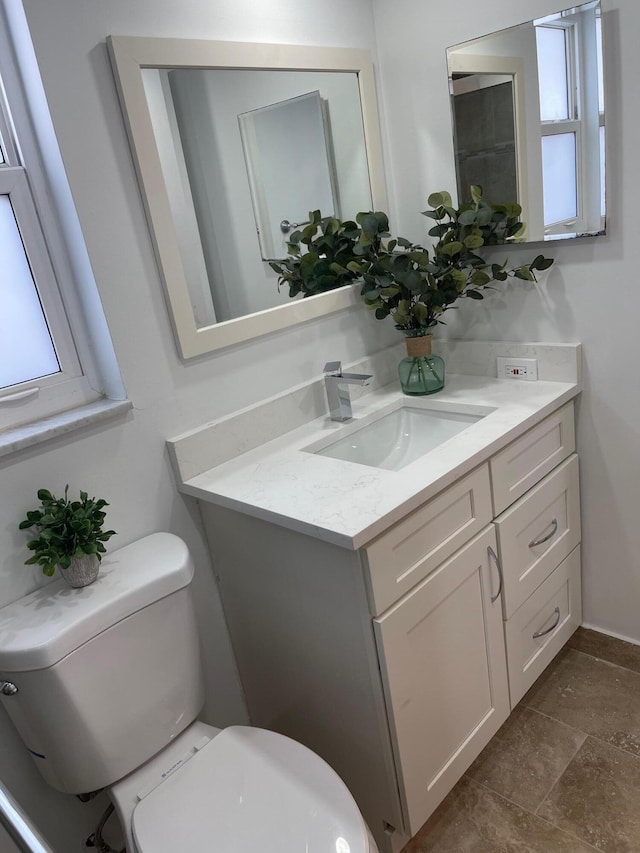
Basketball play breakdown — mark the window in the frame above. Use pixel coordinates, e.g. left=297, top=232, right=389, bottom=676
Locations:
left=536, top=21, right=580, bottom=233
left=535, top=2, right=604, bottom=237
left=0, top=2, right=126, bottom=444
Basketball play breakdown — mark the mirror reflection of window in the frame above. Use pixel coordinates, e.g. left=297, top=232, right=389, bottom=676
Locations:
left=536, top=26, right=571, bottom=121
left=595, top=10, right=606, bottom=219
left=535, top=1, right=603, bottom=238
left=447, top=0, right=605, bottom=244
left=536, top=22, right=578, bottom=231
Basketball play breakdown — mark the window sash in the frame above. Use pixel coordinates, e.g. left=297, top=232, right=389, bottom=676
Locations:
left=0, top=164, right=96, bottom=429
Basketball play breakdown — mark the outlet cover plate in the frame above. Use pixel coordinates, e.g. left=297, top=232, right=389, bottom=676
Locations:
left=497, top=356, right=538, bottom=381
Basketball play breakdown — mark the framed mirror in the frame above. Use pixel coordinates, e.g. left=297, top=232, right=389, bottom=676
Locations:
left=446, top=0, right=605, bottom=243
left=108, top=37, right=386, bottom=358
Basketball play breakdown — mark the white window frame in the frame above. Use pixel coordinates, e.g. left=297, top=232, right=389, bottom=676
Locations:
left=537, top=19, right=583, bottom=235
left=0, top=1, right=127, bottom=449
left=537, top=3, right=603, bottom=238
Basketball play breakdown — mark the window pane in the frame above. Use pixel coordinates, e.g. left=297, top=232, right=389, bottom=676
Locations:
left=542, top=133, right=577, bottom=226
left=0, top=194, right=59, bottom=388
left=596, top=16, right=604, bottom=115
left=600, top=124, right=606, bottom=217
left=536, top=26, right=570, bottom=121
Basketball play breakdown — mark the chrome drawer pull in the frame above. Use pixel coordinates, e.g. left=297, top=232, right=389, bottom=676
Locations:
left=532, top=606, right=561, bottom=639
left=487, top=545, right=503, bottom=603
left=529, top=518, right=558, bottom=549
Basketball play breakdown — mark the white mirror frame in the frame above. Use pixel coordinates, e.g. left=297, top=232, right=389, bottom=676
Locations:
left=107, top=36, right=387, bottom=359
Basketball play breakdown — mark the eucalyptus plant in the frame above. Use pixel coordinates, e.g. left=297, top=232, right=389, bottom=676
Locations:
left=358, top=188, right=554, bottom=332
left=19, top=486, right=116, bottom=576
left=268, top=209, right=364, bottom=298
left=270, top=187, right=554, bottom=332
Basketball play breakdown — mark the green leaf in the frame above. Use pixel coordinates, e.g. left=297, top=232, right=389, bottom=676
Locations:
left=37, top=489, right=53, bottom=502
left=463, top=234, right=485, bottom=249
left=413, top=302, right=429, bottom=324
left=458, top=209, right=477, bottom=226
left=470, top=185, right=483, bottom=205
left=439, top=241, right=463, bottom=257
left=514, top=267, right=535, bottom=281
left=470, top=270, right=491, bottom=286
left=531, top=255, right=555, bottom=271
left=466, top=289, right=484, bottom=300
left=427, top=191, right=453, bottom=209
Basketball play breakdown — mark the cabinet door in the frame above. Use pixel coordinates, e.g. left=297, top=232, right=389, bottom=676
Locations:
left=374, top=526, right=509, bottom=836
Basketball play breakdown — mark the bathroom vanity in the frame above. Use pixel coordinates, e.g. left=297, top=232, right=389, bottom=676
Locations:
left=169, top=341, right=582, bottom=853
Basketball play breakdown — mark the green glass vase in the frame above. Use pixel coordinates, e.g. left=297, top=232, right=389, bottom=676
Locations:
left=398, top=333, right=445, bottom=395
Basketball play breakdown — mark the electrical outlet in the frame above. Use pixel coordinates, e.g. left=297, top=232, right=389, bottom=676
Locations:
left=497, top=356, right=538, bottom=381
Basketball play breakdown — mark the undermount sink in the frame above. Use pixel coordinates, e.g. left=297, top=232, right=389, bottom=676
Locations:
left=311, top=405, right=489, bottom=471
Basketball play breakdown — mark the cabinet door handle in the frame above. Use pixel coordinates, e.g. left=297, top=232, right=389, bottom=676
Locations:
left=487, top=545, right=503, bottom=603
left=532, top=606, right=561, bottom=639
left=528, top=518, right=558, bottom=548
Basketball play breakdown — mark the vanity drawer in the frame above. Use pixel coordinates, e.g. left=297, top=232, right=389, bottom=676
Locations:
left=490, top=403, right=575, bottom=515
left=495, top=454, right=580, bottom=618
left=363, top=465, right=492, bottom=615
left=505, top=545, right=582, bottom=707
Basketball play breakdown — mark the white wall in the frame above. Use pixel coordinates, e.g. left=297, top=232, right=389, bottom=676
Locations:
left=0, top=0, right=393, bottom=848
left=372, top=0, right=637, bottom=642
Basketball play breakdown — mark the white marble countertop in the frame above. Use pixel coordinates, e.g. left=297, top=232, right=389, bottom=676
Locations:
left=178, top=372, right=580, bottom=550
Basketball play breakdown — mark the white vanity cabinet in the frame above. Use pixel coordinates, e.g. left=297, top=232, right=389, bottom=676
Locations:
left=373, top=525, right=510, bottom=834
left=198, top=399, right=581, bottom=852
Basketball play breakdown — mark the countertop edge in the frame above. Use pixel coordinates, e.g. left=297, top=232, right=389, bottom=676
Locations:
left=179, top=380, right=581, bottom=550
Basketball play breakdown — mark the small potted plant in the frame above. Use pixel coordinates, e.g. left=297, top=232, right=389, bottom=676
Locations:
left=19, top=486, right=117, bottom=587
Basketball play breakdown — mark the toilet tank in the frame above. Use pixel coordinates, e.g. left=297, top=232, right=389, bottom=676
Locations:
left=0, top=533, right=204, bottom=794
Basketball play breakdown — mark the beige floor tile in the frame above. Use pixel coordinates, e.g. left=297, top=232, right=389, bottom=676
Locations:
left=538, top=737, right=640, bottom=852
left=523, top=648, right=640, bottom=755
left=402, top=777, right=597, bottom=852
left=567, top=627, right=640, bottom=675
left=465, top=705, right=586, bottom=812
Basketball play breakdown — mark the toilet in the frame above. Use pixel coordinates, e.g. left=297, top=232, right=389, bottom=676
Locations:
left=0, top=533, right=379, bottom=852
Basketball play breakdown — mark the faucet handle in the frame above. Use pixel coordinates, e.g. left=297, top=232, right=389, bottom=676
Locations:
left=324, top=361, right=342, bottom=377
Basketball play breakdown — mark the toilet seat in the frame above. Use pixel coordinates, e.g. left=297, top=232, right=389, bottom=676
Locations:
left=131, top=726, right=372, bottom=852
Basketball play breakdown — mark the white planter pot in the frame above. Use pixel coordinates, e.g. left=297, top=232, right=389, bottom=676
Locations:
left=60, top=554, right=100, bottom=588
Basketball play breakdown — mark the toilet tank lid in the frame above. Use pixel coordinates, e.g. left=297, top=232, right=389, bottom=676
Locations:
left=0, top=533, right=194, bottom=672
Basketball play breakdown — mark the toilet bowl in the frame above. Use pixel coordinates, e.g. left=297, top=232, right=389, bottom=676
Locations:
left=110, top=721, right=378, bottom=852
left=0, top=533, right=379, bottom=852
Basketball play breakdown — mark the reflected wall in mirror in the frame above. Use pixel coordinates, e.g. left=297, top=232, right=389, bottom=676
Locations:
left=108, top=37, right=386, bottom=358
left=447, top=0, right=605, bottom=243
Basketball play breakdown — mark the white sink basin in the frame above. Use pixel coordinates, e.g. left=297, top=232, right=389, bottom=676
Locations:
left=311, top=405, right=489, bottom=471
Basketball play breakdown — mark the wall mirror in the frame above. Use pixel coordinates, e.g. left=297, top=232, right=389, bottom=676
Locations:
left=107, top=37, right=386, bottom=358
left=446, top=0, right=605, bottom=243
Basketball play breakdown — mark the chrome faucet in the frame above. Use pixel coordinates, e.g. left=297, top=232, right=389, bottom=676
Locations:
left=323, top=361, right=372, bottom=422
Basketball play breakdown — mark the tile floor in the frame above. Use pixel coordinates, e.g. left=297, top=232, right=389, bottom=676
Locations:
left=402, top=627, right=640, bottom=852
